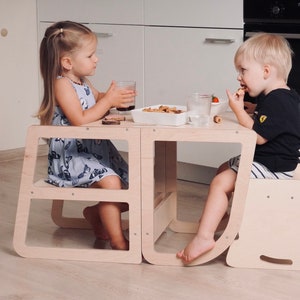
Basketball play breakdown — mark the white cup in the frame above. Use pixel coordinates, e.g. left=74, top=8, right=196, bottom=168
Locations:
left=187, top=93, right=212, bottom=127
left=116, top=80, right=136, bottom=111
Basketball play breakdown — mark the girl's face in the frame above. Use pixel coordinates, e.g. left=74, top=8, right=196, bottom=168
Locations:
left=236, top=56, right=267, bottom=97
left=69, top=35, right=98, bottom=78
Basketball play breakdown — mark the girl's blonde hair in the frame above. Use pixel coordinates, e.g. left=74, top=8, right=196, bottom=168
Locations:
left=234, top=32, right=293, bottom=82
left=37, top=21, right=96, bottom=125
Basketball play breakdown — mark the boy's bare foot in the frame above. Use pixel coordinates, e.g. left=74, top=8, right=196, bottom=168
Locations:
left=83, top=206, right=109, bottom=240
left=176, top=235, right=215, bottom=264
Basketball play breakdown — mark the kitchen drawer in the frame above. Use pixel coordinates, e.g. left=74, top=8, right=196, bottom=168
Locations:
left=37, top=0, right=143, bottom=25
left=144, top=0, right=243, bottom=29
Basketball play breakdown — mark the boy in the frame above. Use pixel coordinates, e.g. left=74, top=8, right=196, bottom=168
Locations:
left=177, top=33, right=300, bottom=264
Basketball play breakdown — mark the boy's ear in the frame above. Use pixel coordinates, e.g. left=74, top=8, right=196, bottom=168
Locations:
left=61, top=56, right=72, bottom=71
left=263, top=64, right=271, bottom=79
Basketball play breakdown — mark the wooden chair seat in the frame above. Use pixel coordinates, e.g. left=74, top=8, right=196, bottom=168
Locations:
left=227, top=164, right=300, bottom=270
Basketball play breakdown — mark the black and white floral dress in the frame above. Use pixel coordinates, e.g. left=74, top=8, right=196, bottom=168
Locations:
left=46, top=79, right=128, bottom=188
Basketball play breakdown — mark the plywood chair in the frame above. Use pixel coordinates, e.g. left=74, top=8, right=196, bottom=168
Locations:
left=141, top=124, right=257, bottom=266
left=13, top=124, right=142, bottom=263
left=226, top=164, right=300, bottom=270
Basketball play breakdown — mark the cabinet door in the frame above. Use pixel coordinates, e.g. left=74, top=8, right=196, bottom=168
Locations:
left=145, top=0, right=243, bottom=29
left=39, top=22, right=144, bottom=152
left=89, top=24, right=144, bottom=151
left=0, top=0, right=39, bottom=150
left=37, top=0, right=143, bottom=25
left=87, top=24, right=144, bottom=108
left=145, top=27, right=242, bottom=105
left=39, top=23, right=144, bottom=109
left=145, top=27, right=243, bottom=167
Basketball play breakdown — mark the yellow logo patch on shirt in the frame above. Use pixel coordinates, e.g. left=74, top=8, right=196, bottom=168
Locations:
left=259, top=115, right=267, bottom=123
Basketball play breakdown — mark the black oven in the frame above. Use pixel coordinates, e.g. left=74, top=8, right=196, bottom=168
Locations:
left=243, top=0, right=300, bottom=94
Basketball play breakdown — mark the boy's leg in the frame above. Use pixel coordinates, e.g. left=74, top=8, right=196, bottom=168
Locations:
left=177, top=168, right=237, bottom=263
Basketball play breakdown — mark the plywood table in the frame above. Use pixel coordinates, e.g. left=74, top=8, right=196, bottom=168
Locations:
left=14, top=112, right=256, bottom=266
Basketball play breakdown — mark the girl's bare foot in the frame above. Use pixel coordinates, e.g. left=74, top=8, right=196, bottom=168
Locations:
left=110, top=238, right=129, bottom=251
left=93, top=237, right=129, bottom=250
left=83, top=206, right=109, bottom=240
left=176, top=235, right=215, bottom=264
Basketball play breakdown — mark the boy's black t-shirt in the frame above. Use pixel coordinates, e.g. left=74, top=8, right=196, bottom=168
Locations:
left=252, top=89, right=300, bottom=172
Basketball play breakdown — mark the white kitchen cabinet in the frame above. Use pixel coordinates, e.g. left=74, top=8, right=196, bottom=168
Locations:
left=143, top=0, right=243, bottom=168
left=38, top=22, right=144, bottom=152
left=38, top=23, right=144, bottom=110
left=88, top=24, right=144, bottom=109
left=37, top=0, right=143, bottom=25
left=35, top=0, right=243, bottom=170
left=145, top=27, right=242, bottom=105
left=0, top=0, right=39, bottom=151
left=145, top=26, right=243, bottom=167
left=144, top=0, right=243, bottom=29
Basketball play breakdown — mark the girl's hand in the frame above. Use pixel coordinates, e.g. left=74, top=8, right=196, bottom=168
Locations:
left=104, top=81, right=136, bottom=109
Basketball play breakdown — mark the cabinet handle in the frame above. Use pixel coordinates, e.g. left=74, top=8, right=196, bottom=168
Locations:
left=95, top=32, right=113, bottom=38
left=205, top=38, right=235, bottom=44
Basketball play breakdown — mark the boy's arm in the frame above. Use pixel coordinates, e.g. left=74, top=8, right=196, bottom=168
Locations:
left=226, top=89, right=268, bottom=145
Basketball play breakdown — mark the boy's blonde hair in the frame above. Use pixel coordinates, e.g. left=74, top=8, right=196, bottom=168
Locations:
left=234, top=32, right=293, bottom=82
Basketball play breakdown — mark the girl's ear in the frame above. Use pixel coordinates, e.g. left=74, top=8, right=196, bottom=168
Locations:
left=61, top=56, right=72, bottom=71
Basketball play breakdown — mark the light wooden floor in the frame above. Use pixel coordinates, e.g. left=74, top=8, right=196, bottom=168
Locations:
left=1, top=154, right=300, bottom=300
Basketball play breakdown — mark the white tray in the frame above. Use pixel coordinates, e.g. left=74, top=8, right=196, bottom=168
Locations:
left=131, top=105, right=187, bottom=126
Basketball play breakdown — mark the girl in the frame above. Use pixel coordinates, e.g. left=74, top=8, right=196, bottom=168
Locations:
left=177, top=33, right=300, bottom=263
left=38, top=21, right=136, bottom=250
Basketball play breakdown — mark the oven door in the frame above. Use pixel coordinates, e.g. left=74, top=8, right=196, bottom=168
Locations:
left=244, top=23, right=300, bottom=94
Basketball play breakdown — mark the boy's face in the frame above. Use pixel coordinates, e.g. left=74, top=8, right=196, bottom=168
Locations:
left=236, top=56, right=267, bottom=97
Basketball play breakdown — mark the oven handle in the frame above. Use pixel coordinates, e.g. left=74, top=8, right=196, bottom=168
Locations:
left=245, top=32, right=300, bottom=40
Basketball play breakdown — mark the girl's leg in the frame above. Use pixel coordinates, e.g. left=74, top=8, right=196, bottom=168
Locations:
left=98, top=201, right=129, bottom=250
left=176, top=168, right=237, bottom=263
left=84, top=175, right=129, bottom=250
left=83, top=203, right=109, bottom=240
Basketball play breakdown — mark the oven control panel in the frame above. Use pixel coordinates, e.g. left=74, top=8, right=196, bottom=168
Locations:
left=244, top=0, right=300, bottom=22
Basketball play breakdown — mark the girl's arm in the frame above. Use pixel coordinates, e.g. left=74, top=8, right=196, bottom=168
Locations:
left=89, top=80, right=136, bottom=107
left=55, top=78, right=135, bottom=126
left=85, top=78, right=105, bottom=103
left=226, top=89, right=267, bottom=145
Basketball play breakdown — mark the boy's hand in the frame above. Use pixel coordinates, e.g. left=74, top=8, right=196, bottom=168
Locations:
left=243, top=101, right=257, bottom=114
left=226, top=88, right=245, bottom=113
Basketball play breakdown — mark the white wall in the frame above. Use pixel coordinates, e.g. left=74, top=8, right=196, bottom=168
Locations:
left=0, top=0, right=39, bottom=150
